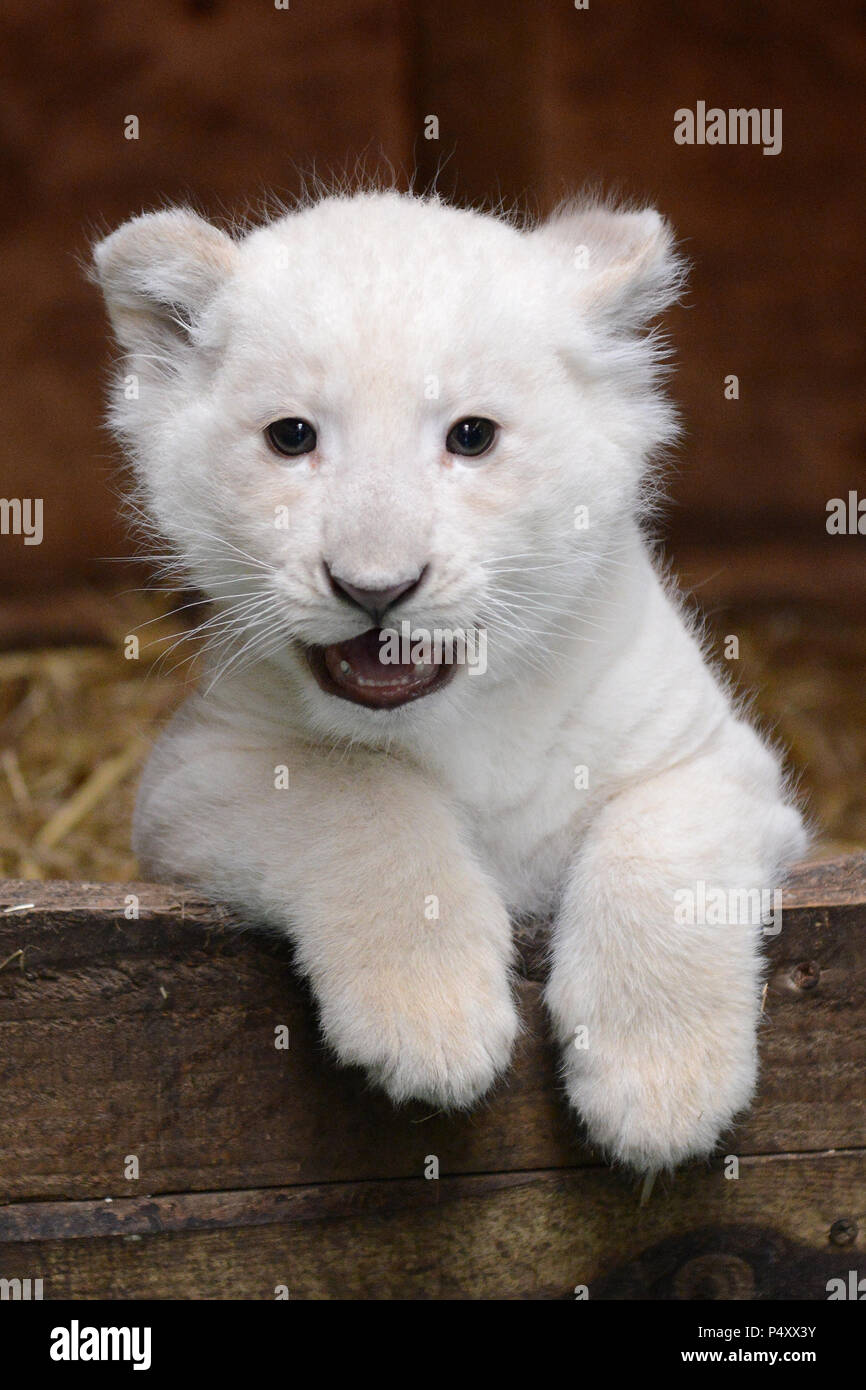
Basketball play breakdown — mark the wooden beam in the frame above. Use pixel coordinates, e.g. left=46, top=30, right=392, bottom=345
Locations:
left=0, top=855, right=863, bottom=1298
left=0, top=1154, right=862, bottom=1299
left=0, top=856, right=864, bottom=1208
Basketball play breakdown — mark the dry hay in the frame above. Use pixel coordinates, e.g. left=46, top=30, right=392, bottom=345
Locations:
left=0, top=594, right=195, bottom=881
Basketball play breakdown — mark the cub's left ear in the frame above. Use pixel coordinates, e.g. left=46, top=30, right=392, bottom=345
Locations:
left=533, top=202, right=685, bottom=329
left=92, top=208, right=239, bottom=355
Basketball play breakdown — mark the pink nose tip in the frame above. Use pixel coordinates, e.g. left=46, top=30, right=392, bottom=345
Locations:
left=326, top=565, right=427, bottom=621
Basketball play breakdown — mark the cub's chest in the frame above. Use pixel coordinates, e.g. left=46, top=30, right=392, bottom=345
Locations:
left=443, top=737, right=596, bottom=914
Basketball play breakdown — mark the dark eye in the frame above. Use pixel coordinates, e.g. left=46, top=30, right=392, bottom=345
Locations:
left=445, top=417, right=498, bottom=458
left=265, top=418, right=317, bottom=457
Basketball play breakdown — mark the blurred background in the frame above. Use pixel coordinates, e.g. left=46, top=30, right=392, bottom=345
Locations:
left=0, top=0, right=863, bottom=879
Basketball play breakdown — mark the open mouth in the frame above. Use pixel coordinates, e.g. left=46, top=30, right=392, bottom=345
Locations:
left=303, top=628, right=457, bottom=710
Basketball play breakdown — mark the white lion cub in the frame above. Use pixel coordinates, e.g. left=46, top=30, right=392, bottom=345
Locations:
left=94, top=190, right=806, bottom=1171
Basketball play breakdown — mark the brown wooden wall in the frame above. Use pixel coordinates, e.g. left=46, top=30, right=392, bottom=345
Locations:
left=1, top=0, right=863, bottom=595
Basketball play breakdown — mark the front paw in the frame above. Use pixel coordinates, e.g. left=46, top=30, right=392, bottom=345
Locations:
left=554, top=1014, right=758, bottom=1171
left=318, top=963, right=519, bottom=1110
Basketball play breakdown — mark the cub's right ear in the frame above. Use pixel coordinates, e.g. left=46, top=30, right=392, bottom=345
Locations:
left=91, top=208, right=238, bottom=355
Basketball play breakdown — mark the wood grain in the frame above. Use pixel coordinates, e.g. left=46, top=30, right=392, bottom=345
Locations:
left=0, top=856, right=863, bottom=1206
left=0, top=1153, right=861, bottom=1299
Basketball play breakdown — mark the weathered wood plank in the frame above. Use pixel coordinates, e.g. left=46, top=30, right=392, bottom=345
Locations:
left=0, top=857, right=864, bottom=1203
left=2, top=851, right=863, bottom=970
left=0, top=1153, right=861, bottom=1299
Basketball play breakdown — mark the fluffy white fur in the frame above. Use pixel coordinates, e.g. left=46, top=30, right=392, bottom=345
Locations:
left=93, top=188, right=807, bottom=1171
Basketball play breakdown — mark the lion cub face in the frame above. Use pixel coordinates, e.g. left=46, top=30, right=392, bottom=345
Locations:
left=95, top=190, right=680, bottom=731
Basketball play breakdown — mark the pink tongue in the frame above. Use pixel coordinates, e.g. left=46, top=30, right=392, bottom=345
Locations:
left=323, top=628, right=440, bottom=695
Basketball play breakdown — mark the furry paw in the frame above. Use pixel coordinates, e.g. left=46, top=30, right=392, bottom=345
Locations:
left=560, top=1031, right=757, bottom=1171
left=319, top=962, right=519, bottom=1110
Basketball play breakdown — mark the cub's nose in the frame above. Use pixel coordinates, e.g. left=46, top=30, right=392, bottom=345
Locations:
left=325, top=564, right=427, bottom=623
